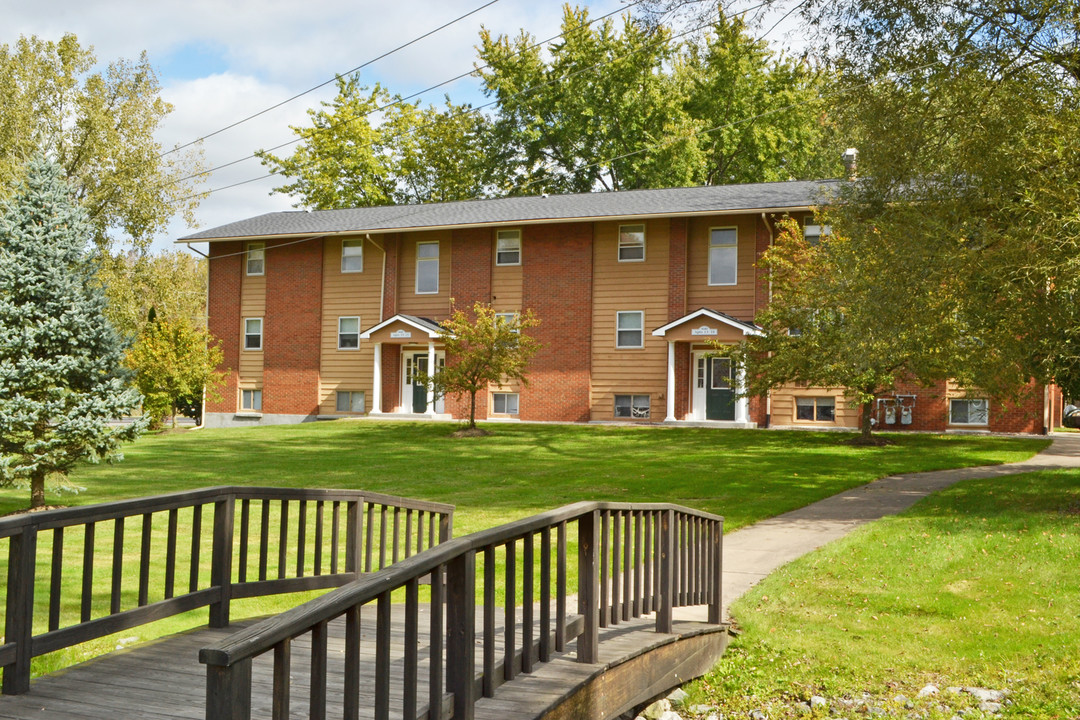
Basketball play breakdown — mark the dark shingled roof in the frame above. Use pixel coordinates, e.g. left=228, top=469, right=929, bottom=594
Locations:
left=179, top=180, right=841, bottom=242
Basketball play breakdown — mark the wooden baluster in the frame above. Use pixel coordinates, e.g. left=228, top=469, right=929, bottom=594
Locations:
left=709, top=519, right=723, bottom=625
left=522, top=532, right=534, bottom=673
left=657, top=509, right=674, bottom=634
left=504, top=538, right=517, bottom=681
left=404, top=578, right=420, bottom=719
left=210, top=496, right=235, bottom=627
left=258, top=500, right=270, bottom=582
left=365, top=504, right=375, bottom=572
left=277, top=500, right=288, bottom=580
left=49, top=527, right=63, bottom=630
left=375, top=590, right=392, bottom=720
left=405, top=508, right=413, bottom=558
left=310, top=619, right=328, bottom=720
left=599, top=511, right=610, bottom=629
left=166, top=508, right=179, bottom=597
left=190, top=505, right=203, bottom=593
left=429, top=564, right=445, bottom=720
left=611, top=511, right=621, bottom=625
left=82, top=522, right=95, bottom=622
left=379, top=505, right=388, bottom=570
left=238, top=500, right=250, bottom=584
left=4, top=525, right=37, bottom=694
left=272, top=638, right=290, bottom=720
left=556, top=521, right=567, bottom=653
left=139, top=514, right=152, bottom=607
left=643, top=511, right=653, bottom=614
left=343, top=604, right=361, bottom=720
left=622, top=511, right=632, bottom=622
left=577, top=511, right=599, bottom=664
left=314, top=500, right=324, bottom=575
left=483, top=546, right=496, bottom=697
left=296, top=500, right=307, bottom=577
left=447, top=551, right=476, bottom=720
left=392, top=507, right=401, bottom=564
left=331, top=501, right=341, bottom=574
left=539, top=527, right=551, bottom=662
left=633, top=511, right=643, bottom=618
left=110, top=518, right=124, bottom=615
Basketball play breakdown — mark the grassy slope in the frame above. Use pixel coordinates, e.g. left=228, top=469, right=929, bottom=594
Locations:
left=10, top=421, right=1049, bottom=536
left=691, top=469, right=1080, bottom=719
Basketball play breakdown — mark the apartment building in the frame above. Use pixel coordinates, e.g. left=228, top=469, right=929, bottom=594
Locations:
left=181, top=181, right=1057, bottom=434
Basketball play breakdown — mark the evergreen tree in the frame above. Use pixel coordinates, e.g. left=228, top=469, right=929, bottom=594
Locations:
left=0, top=156, right=144, bottom=509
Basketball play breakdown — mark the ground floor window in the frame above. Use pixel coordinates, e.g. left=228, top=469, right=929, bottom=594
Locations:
left=950, top=398, right=989, bottom=425
left=336, top=391, right=365, bottom=413
left=615, top=394, right=650, bottom=419
left=492, top=392, right=519, bottom=415
left=796, top=396, right=835, bottom=421
left=240, top=389, right=262, bottom=412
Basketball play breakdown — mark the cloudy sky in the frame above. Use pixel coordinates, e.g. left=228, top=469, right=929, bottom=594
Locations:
left=6, top=0, right=796, bottom=254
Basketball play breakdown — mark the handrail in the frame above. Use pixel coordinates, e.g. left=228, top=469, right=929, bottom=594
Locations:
left=200, top=501, right=724, bottom=720
left=0, top=486, right=453, bottom=696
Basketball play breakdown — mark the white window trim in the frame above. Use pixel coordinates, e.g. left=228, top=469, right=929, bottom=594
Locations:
left=616, top=311, right=645, bottom=349
left=708, top=226, right=738, bottom=286
left=614, top=394, right=651, bottom=419
left=804, top=219, right=831, bottom=246
left=618, top=224, right=646, bottom=262
left=341, top=239, right=364, bottom=273
left=338, top=316, right=360, bottom=350
left=416, top=241, right=440, bottom=294
left=246, top=242, right=265, bottom=277
left=492, top=392, right=520, bottom=415
left=243, top=317, right=263, bottom=351
left=240, top=388, right=263, bottom=412
left=496, top=230, right=522, bottom=267
left=949, top=398, right=990, bottom=426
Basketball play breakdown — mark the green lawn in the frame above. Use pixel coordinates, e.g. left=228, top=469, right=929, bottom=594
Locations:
left=9, top=421, right=1048, bottom=536
left=689, top=468, right=1080, bottom=719
left=0, top=421, right=1048, bottom=678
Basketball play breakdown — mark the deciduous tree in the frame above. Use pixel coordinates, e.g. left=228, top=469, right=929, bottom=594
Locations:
left=419, top=303, right=540, bottom=431
left=0, top=157, right=144, bottom=509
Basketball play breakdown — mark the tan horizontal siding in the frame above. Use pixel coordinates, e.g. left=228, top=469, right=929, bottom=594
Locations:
left=397, top=230, right=452, bottom=321
left=771, top=386, right=858, bottom=427
left=590, top=219, right=669, bottom=421
left=686, top=215, right=758, bottom=320
left=238, top=268, right=265, bottom=385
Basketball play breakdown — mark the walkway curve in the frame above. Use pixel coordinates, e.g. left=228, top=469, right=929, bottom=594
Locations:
left=677, top=432, right=1080, bottom=622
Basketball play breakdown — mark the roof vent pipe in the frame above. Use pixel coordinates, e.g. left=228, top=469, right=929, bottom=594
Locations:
left=842, top=148, right=858, bottom=180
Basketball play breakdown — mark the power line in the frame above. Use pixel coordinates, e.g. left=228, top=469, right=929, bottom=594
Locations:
left=159, top=0, right=504, bottom=158
left=165, top=0, right=654, bottom=192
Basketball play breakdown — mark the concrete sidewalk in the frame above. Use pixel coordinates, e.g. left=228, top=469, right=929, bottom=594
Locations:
left=677, top=432, right=1080, bottom=621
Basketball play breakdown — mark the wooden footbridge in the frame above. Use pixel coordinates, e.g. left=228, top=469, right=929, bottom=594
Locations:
left=0, top=488, right=727, bottom=719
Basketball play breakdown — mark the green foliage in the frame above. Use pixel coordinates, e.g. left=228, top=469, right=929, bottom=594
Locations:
left=256, top=77, right=497, bottom=209
left=418, top=302, right=541, bottom=429
left=732, top=215, right=967, bottom=439
left=0, top=34, right=204, bottom=252
left=477, top=7, right=837, bottom=194
left=126, top=316, right=225, bottom=429
left=691, top=468, right=1080, bottom=718
left=97, top=249, right=208, bottom=341
left=0, top=156, right=144, bottom=508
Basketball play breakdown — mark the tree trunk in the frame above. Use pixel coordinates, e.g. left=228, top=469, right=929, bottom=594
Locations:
left=468, top=389, right=477, bottom=429
left=860, top=399, right=874, bottom=441
left=30, top=469, right=46, bottom=509
left=171, top=400, right=178, bottom=430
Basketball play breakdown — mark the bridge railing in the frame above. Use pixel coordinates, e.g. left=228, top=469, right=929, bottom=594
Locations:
left=0, top=486, right=453, bottom=695
left=200, top=502, right=722, bottom=720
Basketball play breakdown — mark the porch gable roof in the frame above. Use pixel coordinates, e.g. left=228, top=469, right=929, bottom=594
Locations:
left=359, top=314, right=444, bottom=340
left=651, top=308, right=763, bottom=339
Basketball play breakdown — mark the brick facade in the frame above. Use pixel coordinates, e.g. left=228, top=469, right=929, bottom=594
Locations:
left=262, top=239, right=323, bottom=417
left=668, top=218, right=687, bottom=321
left=206, top=241, right=242, bottom=414
left=380, top=344, right=401, bottom=413
left=521, top=223, right=593, bottom=422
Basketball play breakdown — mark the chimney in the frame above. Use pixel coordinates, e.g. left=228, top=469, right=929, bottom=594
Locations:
left=842, top=148, right=858, bottom=180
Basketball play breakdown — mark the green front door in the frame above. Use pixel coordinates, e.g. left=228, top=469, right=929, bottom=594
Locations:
left=705, top=357, right=735, bottom=421
left=411, top=354, right=428, bottom=413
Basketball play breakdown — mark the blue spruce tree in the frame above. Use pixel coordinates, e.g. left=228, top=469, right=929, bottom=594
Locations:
left=0, top=156, right=144, bottom=509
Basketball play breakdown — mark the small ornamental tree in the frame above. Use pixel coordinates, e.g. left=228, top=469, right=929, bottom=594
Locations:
left=419, top=302, right=541, bottom=431
left=126, top=315, right=226, bottom=429
left=0, top=156, right=145, bottom=509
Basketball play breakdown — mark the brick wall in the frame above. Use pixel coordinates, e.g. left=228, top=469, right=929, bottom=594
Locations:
left=381, top=344, right=401, bottom=412
left=521, top=223, right=593, bottom=422
left=444, top=228, right=495, bottom=420
left=674, top=341, right=689, bottom=419
left=382, top=234, right=399, bottom=319
left=869, top=378, right=1045, bottom=433
left=206, top=242, right=242, bottom=414
left=263, top=238, right=323, bottom=416
left=668, top=218, right=687, bottom=321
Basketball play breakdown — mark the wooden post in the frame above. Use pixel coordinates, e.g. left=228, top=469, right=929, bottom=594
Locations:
left=446, top=551, right=476, bottom=720
left=439, top=510, right=453, bottom=544
left=708, top=519, right=724, bottom=624
left=656, top=509, right=674, bottom=634
left=3, top=526, right=36, bottom=694
left=205, top=657, right=252, bottom=720
left=577, top=510, right=599, bottom=664
left=210, top=495, right=235, bottom=627
left=345, top=498, right=363, bottom=575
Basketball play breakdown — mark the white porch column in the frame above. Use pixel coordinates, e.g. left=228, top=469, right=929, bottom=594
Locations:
left=370, top=342, right=383, bottom=414
left=665, top=341, right=676, bottom=422
left=426, top=341, right=436, bottom=416
left=735, top=364, right=749, bottom=424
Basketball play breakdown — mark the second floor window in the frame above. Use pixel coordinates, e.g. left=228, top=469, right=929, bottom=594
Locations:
left=618, top=224, right=645, bottom=261
left=338, top=317, right=360, bottom=349
left=496, top=230, right=521, bottom=266
left=416, top=241, right=439, bottom=294
left=616, top=311, right=644, bottom=348
left=246, top=242, right=265, bottom=276
left=341, top=239, right=364, bottom=272
left=244, top=318, right=263, bottom=351
left=708, top=228, right=737, bottom=285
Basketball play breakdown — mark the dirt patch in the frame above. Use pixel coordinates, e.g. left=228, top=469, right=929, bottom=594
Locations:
left=2, top=505, right=67, bottom=517
left=450, top=427, right=492, bottom=438
left=843, top=435, right=896, bottom=447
